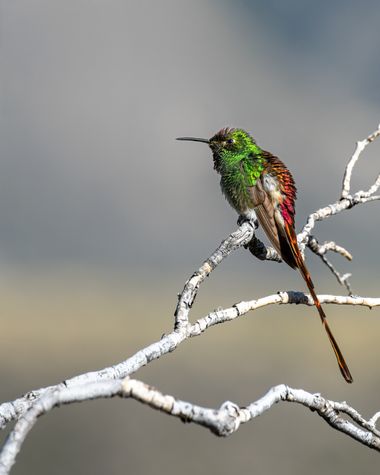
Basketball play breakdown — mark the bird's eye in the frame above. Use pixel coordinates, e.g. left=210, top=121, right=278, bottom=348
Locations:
left=227, top=138, right=234, bottom=144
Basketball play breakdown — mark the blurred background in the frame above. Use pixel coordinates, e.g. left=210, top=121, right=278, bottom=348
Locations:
left=1, top=0, right=380, bottom=473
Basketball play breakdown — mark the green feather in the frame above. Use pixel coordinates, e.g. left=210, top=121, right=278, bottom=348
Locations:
left=214, top=129, right=265, bottom=213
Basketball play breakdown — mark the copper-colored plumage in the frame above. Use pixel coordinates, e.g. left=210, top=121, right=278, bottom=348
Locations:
left=253, top=153, right=353, bottom=383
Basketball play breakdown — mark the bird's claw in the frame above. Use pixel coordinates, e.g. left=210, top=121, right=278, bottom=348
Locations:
left=237, top=214, right=259, bottom=229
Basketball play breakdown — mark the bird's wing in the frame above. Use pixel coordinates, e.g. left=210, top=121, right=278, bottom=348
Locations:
left=248, top=179, right=283, bottom=258
left=249, top=178, right=297, bottom=268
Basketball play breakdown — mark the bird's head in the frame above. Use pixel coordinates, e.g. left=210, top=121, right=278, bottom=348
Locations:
left=177, top=127, right=256, bottom=172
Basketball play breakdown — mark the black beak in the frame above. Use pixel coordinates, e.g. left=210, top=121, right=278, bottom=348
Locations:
left=176, top=137, right=210, bottom=144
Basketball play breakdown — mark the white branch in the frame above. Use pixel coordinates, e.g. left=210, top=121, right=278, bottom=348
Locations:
left=307, top=235, right=353, bottom=293
left=0, top=289, right=378, bottom=435
left=298, top=125, right=380, bottom=250
left=308, top=236, right=352, bottom=261
left=2, top=377, right=380, bottom=475
left=341, top=124, right=380, bottom=199
left=174, top=220, right=256, bottom=329
left=190, top=292, right=380, bottom=336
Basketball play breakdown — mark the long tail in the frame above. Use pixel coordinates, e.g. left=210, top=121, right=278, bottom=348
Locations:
left=284, top=223, right=353, bottom=383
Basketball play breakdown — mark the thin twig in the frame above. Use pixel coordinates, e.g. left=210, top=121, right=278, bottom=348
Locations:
left=307, top=235, right=353, bottom=293
left=341, top=124, right=380, bottom=199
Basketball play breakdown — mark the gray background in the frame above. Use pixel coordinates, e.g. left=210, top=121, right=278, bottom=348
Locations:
left=0, top=1, right=379, bottom=474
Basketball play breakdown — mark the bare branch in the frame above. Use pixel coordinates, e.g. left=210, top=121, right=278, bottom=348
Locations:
left=298, top=125, right=380, bottom=250
left=341, top=124, right=380, bottom=199
left=1, top=290, right=378, bottom=435
left=369, top=412, right=380, bottom=427
left=356, top=174, right=380, bottom=199
left=0, top=381, right=123, bottom=475
left=320, top=255, right=352, bottom=294
left=308, top=235, right=352, bottom=261
left=307, top=235, right=353, bottom=293
left=298, top=191, right=380, bottom=252
left=2, top=377, right=380, bottom=475
left=174, top=220, right=255, bottom=329
left=190, top=291, right=380, bottom=336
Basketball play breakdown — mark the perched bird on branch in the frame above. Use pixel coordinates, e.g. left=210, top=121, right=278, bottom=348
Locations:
left=177, top=127, right=352, bottom=383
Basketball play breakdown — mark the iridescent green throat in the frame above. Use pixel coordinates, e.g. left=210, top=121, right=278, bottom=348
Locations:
left=218, top=141, right=265, bottom=187
left=218, top=142, right=266, bottom=214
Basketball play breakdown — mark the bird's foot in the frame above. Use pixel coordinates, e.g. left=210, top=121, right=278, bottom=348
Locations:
left=237, top=213, right=259, bottom=229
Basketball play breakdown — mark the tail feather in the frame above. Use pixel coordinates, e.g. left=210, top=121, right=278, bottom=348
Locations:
left=284, top=223, right=353, bottom=383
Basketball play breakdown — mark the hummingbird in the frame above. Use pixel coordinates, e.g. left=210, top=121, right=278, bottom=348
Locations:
left=177, top=127, right=352, bottom=383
